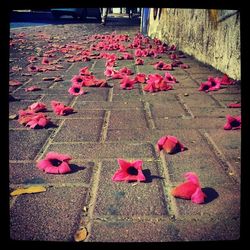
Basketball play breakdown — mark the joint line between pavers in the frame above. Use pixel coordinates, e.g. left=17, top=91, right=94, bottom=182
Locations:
left=142, top=101, right=156, bottom=129
left=108, top=87, right=113, bottom=102
left=208, top=94, right=224, bottom=108
left=34, top=119, right=66, bottom=161
left=199, top=129, right=240, bottom=183
left=9, top=183, right=90, bottom=189
left=90, top=60, right=97, bottom=71
left=82, top=161, right=102, bottom=242
left=159, top=151, right=179, bottom=219
left=12, top=78, right=33, bottom=94
left=65, top=63, right=75, bottom=73
left=99, top=111, right=111, bottom=143
left=9, top=196, right=18, bottom=210
left=176, top=94, right=195, bottom=118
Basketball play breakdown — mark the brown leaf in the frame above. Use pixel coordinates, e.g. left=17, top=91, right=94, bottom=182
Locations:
left=74, top=227, right=88, bottom=242
left=9, top=114, right=18, bottom=120
left=10, top=186, right=46, bottom=196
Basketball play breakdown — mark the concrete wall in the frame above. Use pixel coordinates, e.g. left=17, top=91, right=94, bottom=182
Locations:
left=147, top=9, right=241, bottom=80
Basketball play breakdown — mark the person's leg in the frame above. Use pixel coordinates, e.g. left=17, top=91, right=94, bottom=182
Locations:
left=101, top=8, right=108, bottom=25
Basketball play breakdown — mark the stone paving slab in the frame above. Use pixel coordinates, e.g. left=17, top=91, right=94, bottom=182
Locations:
left=46, top=142, right=156, bottom=160
left=94, top=160, right=167, bottom=217
left=52, top=118, right=103, bottom=142
left=9, top=130, right=52, bottom=160
left=10, top=187, right=88, bottom=241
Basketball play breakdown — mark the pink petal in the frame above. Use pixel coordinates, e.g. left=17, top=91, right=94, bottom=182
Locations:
left=227, top=103, right=241, bottom=108
left=117, top=158, right=131, bottom=171
left=58, top=162, right=71, bottom=174
left=191, top=187, right=207, bottom=204
left=184, top=172, right=200, bottom=186
left=112, top=169, right=130, bottom=181
left=156, top=136, right=168, bottom=151
left=37, top=159, right=50, bottom=171
left=45, top=152, right=72, bottom=162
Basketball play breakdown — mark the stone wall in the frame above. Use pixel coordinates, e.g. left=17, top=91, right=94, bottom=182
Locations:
left=147, top=8, right=241, bottom=80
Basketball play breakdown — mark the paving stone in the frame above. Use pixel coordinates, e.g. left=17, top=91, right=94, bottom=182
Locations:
left=149, top=101, right=187, bottom=118
left=10, top=187, right=88, bottom=241
left=204, top=129, right=241, bottom=177
left=53, top=118, right=103, bottom=142
left=88, top=220, right=179, bottom=242
left=40, top=94, right=74, bottom=107
left=155, top=117, right=225, bottom=129
left=109, top=109, right=148, bottom=129
left=9, top=130, right=52, bottom=160
left=46, top=142, right=156, bottom=160
left=73, top=101, right=143, bottom=110
left=189, top=106, right=241, bottom=117
left=179, top=92, right=220, bottom=107
left=11, top=94, right=42, bottom=101
left=94, top=160, right=167, bottom=217
left=9, top=161, right=94, bottom=185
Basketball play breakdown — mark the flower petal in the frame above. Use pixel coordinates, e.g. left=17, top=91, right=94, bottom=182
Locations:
left=191, top=187, right=207, bottom=204
left=171, top=181, right=198, bottom=199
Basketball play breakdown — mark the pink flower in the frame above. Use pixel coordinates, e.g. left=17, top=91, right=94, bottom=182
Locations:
left=179, top=64, right=190, bottom=69
left=9, top=80, right=22, bottom=86
left=198, top=81, right=212, bottom=92
left=37, top=151, right=72, bottom=174
left=71, top=75, right=85, bottom=85
left=134, top=73, right=146, bottom=83
left=135, top=49, right=144, bottom=57
left=135, top=58, right=144, bottom=65
left=27, top=65, right=39, bottom=72
left=68, top=84, right=85, bottom=96
left=119, top=67, right=133, bottom=75
left=25, top=86, right=41, bottom=92
left=28, top=102, right=47, bottom=112
left=51, top=100, right=74, bottom=116
left=79, top=66, right=92, bottom=76
left=154, top=61, right=173, bottom=70
left=25, top=113, right=50, bottom=129
left=120, top=76, right=136, bottom=90
left=42, top=57, right=50, bottom=65
left=220, top=74, right=236, bottom=85
left=164, top=72, right=177, bottom=84
left=122, top=52, right=134, bottom=60
left=224, top=115, right=241, bottom=130
left=207, top=77, right=221, bottom=91
left=112, top=158, right=146, bottom=182
left=104, top=67, right=117, bottom=77
left=227, top=103, right=241, bottom=108
left=27, top=56, right=38, bottom=63
left=156, top=135, right=185, bottom=154
left=18, top=109, right=35, bottom=125
left=171, top=172, right=207, bottom=204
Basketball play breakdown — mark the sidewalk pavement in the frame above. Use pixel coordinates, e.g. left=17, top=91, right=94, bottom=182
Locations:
left=9, top=18, right=241, bottom=242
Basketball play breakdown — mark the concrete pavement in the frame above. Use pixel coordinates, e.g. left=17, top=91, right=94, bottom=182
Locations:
left=9, top=17, right=241, bottom=242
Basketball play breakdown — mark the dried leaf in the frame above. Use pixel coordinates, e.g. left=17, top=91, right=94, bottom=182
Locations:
left=10, top=186, right=46, bottom=196
left=9, top=114, right=18, bottom=120
left=74, top=227, right=88, bottom=242
left=42, top=77, right=55, bottom=81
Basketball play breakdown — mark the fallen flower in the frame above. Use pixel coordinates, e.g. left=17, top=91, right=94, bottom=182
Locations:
left=154, top=61, right=173, bottom=70
left=179, top=64, right=190, bottom=69
left=68, top=83, right=85, bottom=96
left=37, top=151, right=72, bottom=174
left=134, top=73, right=146, bottom=83
left=25, top=86, right=41, bottom=92
left=9, top=80, right=22, bottom=86
left=27, top=65, right=39, bottom=72
left=220, top=74, right=236, bottom=85
left=135, top=58, right=144, bottom=65
left=224, top=115, right=241, bottom=130
left=227, top=103, right=241, bottom=108
left=42, top=57, right=50, bottom=65
left=120, top=76, right=136, bottom=90
left=79, top=66, right=92, bottom=76
left=112, top=158, right=146, bottom=182
left=28, top=102, right=47, bottom=112
left=25, top=113, right=50, bottom=129
left=164, top=72, right=177, bottom=84
left=171, top=172, right=207, bottom=204
left=156, top=135, right=185, bottom=154
left=71, top=75, right=85, bottom=85
left=51, top=100, right=74, bottom=116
